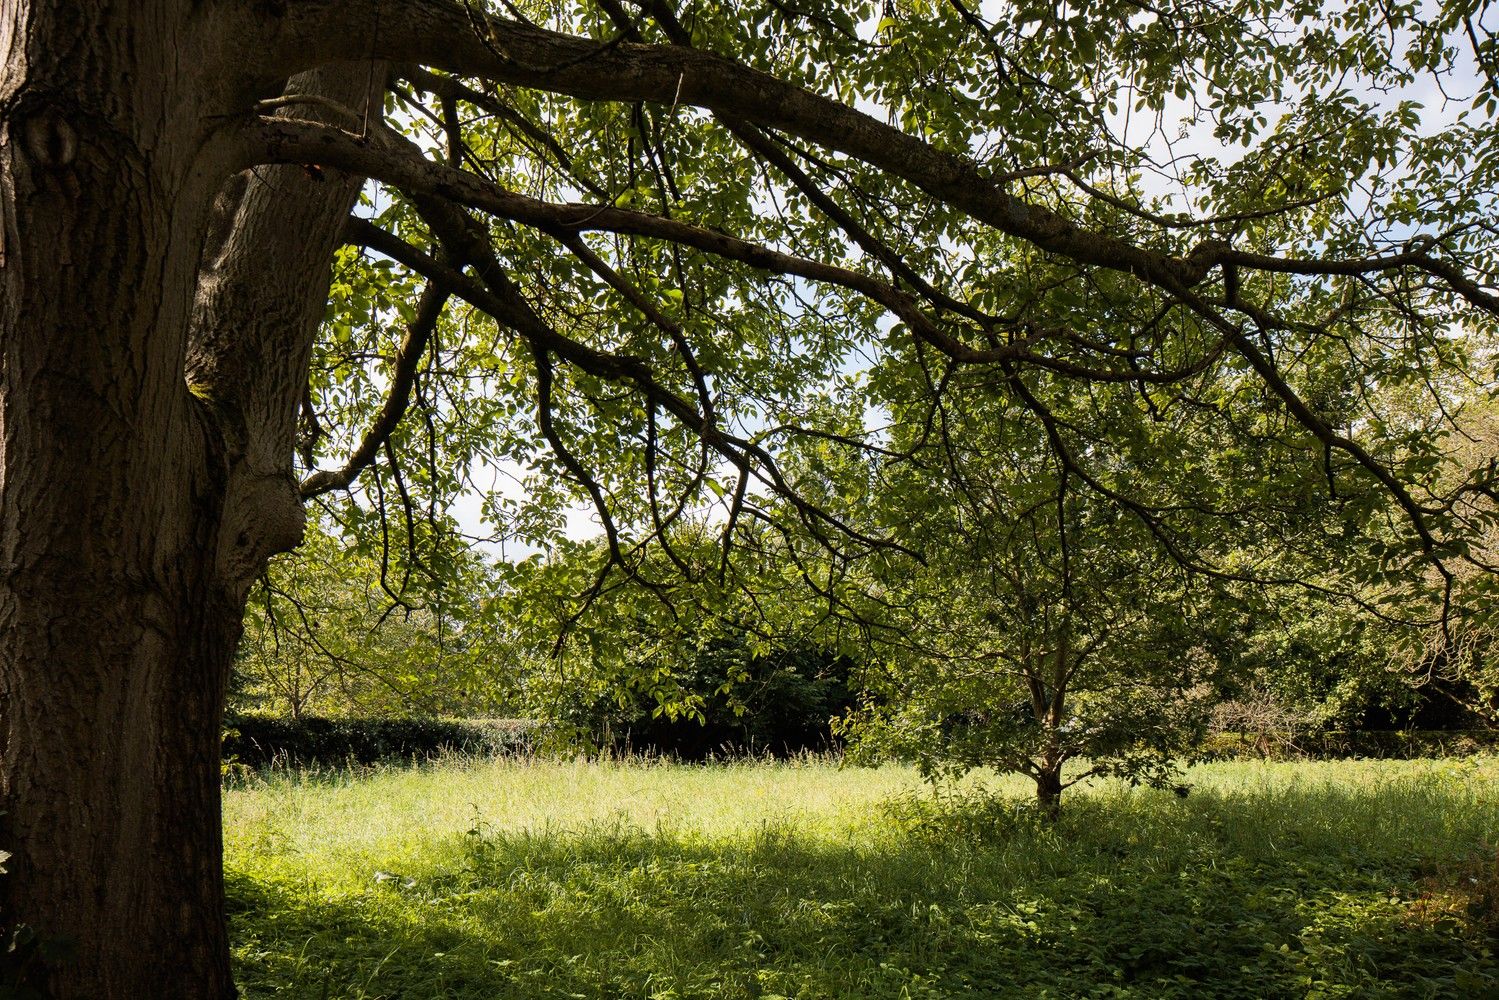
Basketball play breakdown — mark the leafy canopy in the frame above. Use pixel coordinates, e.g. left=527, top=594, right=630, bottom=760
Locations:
left=271, top=0, right=1497, bottom=610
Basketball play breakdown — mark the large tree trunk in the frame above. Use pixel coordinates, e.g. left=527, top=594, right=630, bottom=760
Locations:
left=0, top=3, right=373, bottom=995
left=0, top=4, right=229, bottom=995
left=0, top=557, right=246, bottom=998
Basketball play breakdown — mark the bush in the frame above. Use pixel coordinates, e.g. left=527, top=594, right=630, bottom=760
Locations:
left=555, top=640, right=858, bottom=760
left=624, top=644, right=855, bottom=758
left=223, top=716, right=536, bottom=768
left=1197, top=728, right=1499, bottom=760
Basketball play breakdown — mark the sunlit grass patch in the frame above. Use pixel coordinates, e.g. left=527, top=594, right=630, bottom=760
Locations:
left=227, top=756, right=1499, bottom=998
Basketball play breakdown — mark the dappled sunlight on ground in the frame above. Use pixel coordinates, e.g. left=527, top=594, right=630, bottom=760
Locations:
left=226, top=757, right=1499, bottom=999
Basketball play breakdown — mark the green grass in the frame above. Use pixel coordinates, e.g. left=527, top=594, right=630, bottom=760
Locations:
left=226, top=756, right=1499, bottom=999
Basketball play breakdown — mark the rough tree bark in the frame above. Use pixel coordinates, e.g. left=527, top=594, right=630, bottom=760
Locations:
left=0, top=3, right=374, bottom=996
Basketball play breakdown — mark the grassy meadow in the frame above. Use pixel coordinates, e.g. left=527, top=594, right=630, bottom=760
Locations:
left=225, top=756, right=1499, bottom=999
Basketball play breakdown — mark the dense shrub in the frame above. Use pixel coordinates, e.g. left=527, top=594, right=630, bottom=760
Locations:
left=223, top=716, right=536, bottom=768
left=558, top=640, right=858, bottom=759
left=1198, top=729, right=1499, bottom=760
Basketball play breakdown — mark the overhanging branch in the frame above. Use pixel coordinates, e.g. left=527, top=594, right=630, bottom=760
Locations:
left=300, top=271, right=449, bottom=498
left=243, top=116, right=1230, bottom=383
left=265, top=0, right=1499, bottom=316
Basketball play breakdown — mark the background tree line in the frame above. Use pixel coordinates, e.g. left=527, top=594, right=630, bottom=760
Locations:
left=236, top=330, right=1499, bottom=810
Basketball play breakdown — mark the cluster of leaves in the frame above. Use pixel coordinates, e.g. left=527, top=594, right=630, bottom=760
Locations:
left=490, top=527, right=860, bottom=755
left=235, top=511, right=515, bottom=720
left=550, top=634, right=854, bottom=758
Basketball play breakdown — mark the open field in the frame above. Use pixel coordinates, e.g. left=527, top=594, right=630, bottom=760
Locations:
left=225, top=756, right=1499, bottom=999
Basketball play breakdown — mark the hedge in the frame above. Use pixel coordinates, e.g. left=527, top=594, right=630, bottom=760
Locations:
left=223, top=716, right=537, bottom=768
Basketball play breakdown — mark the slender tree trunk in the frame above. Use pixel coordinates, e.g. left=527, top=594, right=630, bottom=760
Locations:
left=1025, top=646, right=1069, bottom=820
left=1034, top=758, right=1064, bottom=821
left=0, top=3, right=374, bottom=994
left=1040, top=629, right=1077, bottom=821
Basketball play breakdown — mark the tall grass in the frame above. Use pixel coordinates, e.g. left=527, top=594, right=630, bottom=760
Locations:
left=226, top=756, right=1499, bottom=998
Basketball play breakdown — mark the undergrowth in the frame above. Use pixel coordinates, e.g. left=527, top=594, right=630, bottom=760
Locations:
left=225, top=756, right=1499, bottom=998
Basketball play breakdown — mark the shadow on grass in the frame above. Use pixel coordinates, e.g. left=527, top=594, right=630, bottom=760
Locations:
left=229, top=780, right=1499, bottom=999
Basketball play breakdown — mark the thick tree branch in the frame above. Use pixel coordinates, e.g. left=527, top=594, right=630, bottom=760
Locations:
left=260, top=1, right=1499, bottom=320
left=242, top=116, right=994, bottom=350
left=244, top=117, right=1226, bottom=384
left=299, top=275, right=448, bottom=498
left=264, top=1, right=1228, bottom=287
left=1219, top=246, right=1499, bottom=316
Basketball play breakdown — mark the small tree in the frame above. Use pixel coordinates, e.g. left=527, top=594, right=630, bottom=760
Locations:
left=235, top=512, right=515, bottom=719
left=838, top=365, right=1245, bottom=814
left=858, top=526, right=1226, bottom=815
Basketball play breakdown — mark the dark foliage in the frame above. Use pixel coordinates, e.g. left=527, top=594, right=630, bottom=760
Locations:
left=1360, top=680, right=1495, bottom=732
left=223, top=716, right=535, bottom=768
left=582, top=640, right=857, bottom=760
left=1199, top=729, right=1499, bottom=761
